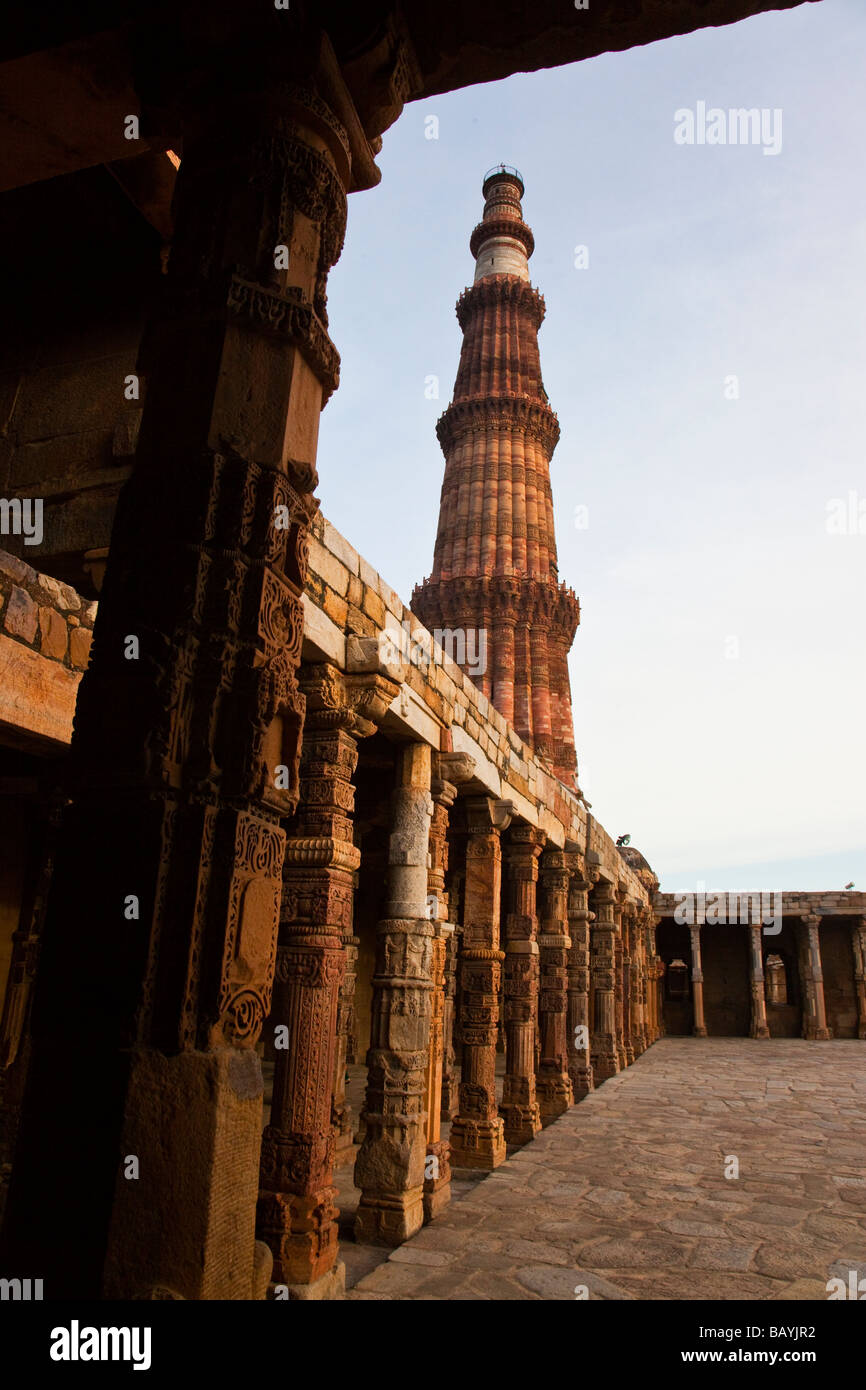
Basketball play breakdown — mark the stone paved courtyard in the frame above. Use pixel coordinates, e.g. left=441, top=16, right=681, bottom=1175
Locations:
left=346, top=1038, right=866, bottom=1300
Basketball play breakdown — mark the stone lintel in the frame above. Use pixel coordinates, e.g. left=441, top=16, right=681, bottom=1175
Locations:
left=302, top=592, right=346, bottom=667
left=381, top=684, right=443, bottom=747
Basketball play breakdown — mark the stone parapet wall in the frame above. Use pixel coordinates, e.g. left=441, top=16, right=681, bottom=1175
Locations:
left=655, top=890, right=866, bottom=918
left=0, top=547, right=95, bottom=748
left=0, top=549, right=95, bottom=669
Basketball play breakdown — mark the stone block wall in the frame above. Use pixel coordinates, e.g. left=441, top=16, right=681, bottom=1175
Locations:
left=0, top=549, right=94, bottom=750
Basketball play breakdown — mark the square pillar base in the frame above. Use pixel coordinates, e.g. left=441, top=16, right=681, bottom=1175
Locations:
left=537, top=1075, right=573, bottom=1125
left=256, top=1188, right=340, bottom=1288
left=423, top=1140, right=451, bottom=1222
left=423, top=1182, right=451, bottom=1223
left=449, top=1118, right=507, bottom=1170
left=500, top=1103, right=541, bottom=1147
left=569, top=1065, right=594, bottom=1100
left=593, top=1047, right=620, bottom=1082
left=354, top=1191, right=424, bottom=1246
left=268, top=1261, right=346, bottom=1301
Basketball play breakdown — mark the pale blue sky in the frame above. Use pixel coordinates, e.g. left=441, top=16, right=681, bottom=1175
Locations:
left=317, top=0, right=866, bottom=892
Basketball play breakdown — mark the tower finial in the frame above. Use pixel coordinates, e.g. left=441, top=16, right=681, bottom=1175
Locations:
left=471, top=166, right=534, bottom=283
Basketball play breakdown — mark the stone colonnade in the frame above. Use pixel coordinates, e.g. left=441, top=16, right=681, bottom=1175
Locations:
left=587, top=882, right=665, bottom=1086
left=251, top=683, right=664, bottom=1293
left=665, top=913, right=866, bottom=1041
left=256, top=661, right=399, bottom=1295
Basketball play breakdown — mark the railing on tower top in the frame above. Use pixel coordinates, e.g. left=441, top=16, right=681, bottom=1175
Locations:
left=483, top=164, right=524, bottom=186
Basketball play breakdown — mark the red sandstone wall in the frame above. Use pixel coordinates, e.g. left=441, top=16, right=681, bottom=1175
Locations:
left=0, top=549, right=94, bottom=750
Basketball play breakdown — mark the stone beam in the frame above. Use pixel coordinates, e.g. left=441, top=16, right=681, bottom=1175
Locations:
left=398, top=1, right=817, bottom=101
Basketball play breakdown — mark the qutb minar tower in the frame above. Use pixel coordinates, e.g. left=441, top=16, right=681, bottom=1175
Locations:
left=413, top=166, right=580, bottom=787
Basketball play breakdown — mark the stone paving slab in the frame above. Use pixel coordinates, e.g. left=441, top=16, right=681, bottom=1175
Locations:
left=347, top=1038, right=866, bottom=1300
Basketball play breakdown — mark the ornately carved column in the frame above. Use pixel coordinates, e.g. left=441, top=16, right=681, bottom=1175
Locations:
left=799, top=914, right=832, bottom=1040
left=852, top=917, right=866, bottom=1040
left=440, top=925, right=459, bottom=1122
left=421, top=755, right=461, bottom=1221
left=688, top=923, right=708, bottom=1037
left=632, top=908, right=649, bottom=1056
left=0, top=68, right=361, bottom=1299
left=257, top=664, right=395, bottom=1295
left=657, top=960, right=667, bottom=1038
left=590, top=879, right=619, bottom=1081
left=747, top=924, right=770, bottom=1039
left=422, top=927, right=449, bottom=1219
left=332, top=925, right=359, bottom=1164
left=611, top=897, right=627, bottom=1068
left=449, top=797, right=512, bottom=1170
left=619, top=903, right=634, bottom=1066
left=500, top=825, right=545, bottom=1144
left=566, top=858, right=594, bottom=1098
left=536, top=850, right=574, bottom=1123
left=622, top=903, right=641, bottom=1061
left=355, top=744, right=434, bottom=1244
left=650, top=914, right=665, bottom=1042
left=640, top=915, right=651, bottom=1051
left=641, top=913, right=655, bottom=1046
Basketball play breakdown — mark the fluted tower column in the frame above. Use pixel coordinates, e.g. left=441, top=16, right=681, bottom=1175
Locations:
left=413, top=167, right=580, bottom=787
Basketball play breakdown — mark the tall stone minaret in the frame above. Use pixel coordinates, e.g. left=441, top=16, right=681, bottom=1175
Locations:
left=413, top=166, right=580, bottom=787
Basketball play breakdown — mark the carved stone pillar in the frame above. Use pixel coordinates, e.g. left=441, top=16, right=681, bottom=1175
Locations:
left=799, top=914, right=831, bottom=1040
left=688, top=923, right=708, bottom=1037
left=650, top=917, right=662, bottom=1041
left=650, top=914, right=665, bottom=1042
left=449, top=797, right=512, bottom=1170
left=622, top=903, right=642, bottom=1060
left=590, top=879, right=619, bottom=1081
left=641, top=914, right=656, bottom=1046
left=500, top=825, right=545, bottom=1145
left=633, top=908, right=649, bottom=1056
left=536, top=850, right=574, bottom=1123
left=747, top=924, right=770, bottom=1039
left=257, top=664, right=395, bottom=1295
left=421, top=755, right=459, bottom=1221
left=647, top=915, right=661, bottom=1042
left=852, top=917, right=866, bottom=1040
left=423, top=924, right=449, bottom=1220
left=657, top=958, right=667, bottom=1038
left=623, top=905, right=635, bottom=1063
left=332, top=924, right=359, bottom=1164
left=0, top=64, right=369, bottom=1298
left=354, top=744, right=434, bottom=1245
left=566, top=858, right=594, bottom=1099
left=613, top=893, right=628, bottom=1068
left=440, top=925, right=459, bottom=1122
